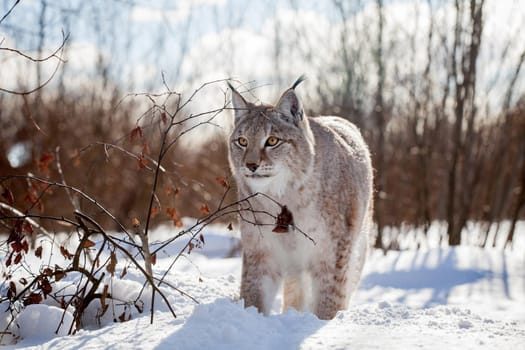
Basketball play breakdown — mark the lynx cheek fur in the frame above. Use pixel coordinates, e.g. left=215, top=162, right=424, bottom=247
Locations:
left=227, top=78, right=373, bottom=320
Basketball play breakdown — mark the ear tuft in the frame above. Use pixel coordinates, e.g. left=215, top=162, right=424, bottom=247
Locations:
left=228, top=82, right=249, bottom=122
left=290, top=75, right=307, bottom=90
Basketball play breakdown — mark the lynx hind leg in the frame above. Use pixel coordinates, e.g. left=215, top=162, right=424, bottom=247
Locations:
left=240, top=252, right=280, bottom=315
left=282, top=275, right=306, bottom=312
left=345, top=223, right=369, bottom=300
left=311, top=250, right=350, bottom=320
left=312, top=209, right=368, bottom=319
left=346, top=200, right=372, bottom=298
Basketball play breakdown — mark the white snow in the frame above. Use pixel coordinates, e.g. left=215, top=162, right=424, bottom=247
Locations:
left=15, top=304, right=75, bottom=340
left=2, top=221, right=525, bottom=349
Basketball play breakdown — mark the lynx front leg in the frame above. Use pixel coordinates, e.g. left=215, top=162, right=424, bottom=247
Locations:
left=282, top=274, right=306, bottom=312
left=240, top=252, right=280, bottom=315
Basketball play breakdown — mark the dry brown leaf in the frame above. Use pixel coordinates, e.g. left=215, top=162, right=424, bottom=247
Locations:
left=200, top=204, right=210, bottom=215
left=83, top=239, right=96, bottom=249
left=150, top=206, right=160, bottom=219
left=106, top=251, right=117, bottom=275
left=1, top=188, right=14, bottom=205
left=132, top=218, right=140, bottom=228
left=215, top=177, right=228, bottom=188
left=60, top=246, right=74, bottom=260
left=34, top=246, right=43, bottom=258
left=23, top=292, right=43, bottom=306
left=130, top=126, right=143, bottom=141
left=151, top=253, right=157, bottom=266
left=272, top=206, right=294, bottom=234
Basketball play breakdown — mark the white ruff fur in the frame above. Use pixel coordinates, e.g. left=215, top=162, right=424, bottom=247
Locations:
left=242, top=165, right=294, bottom=198
left=228, top=81, right=373, bottom=320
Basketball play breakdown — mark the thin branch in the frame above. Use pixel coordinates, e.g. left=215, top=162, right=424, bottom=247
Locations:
left=0, top=31, right=69, bottom=96
left=78, top=142, right=166, bottom=173
left=0, top=202, right=53, bottom=239
left=503, top=46, right=525, bottom=112
left=74, top=211, right=177, bottom=320
left=0, top=39, right=67, bottom=63
left=0, top=213, right=76, bottom=228
left=55, top=146, right=79, bottom=211
left=0, top=175, right=140, bottom=249
left=152, top=276, right=199, bottom=304
left=0, top=0, right=21, bottom=24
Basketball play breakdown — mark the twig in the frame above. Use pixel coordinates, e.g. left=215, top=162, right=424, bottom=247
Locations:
left=0, top=31, right=69, bottom=96
left=0, top=38, right=67, bottom=63
left=0, top=0, right=21, bottom=24
left=74, top=211, right=177, bottom=321
left=0, top=202, right=52, bottom=239
left=55, top=146, right=79, bottom=211
left=78, top=142, right=165, bottom=173
left=0, top=175, right=140, bottom=249
left=152, top=276, right=199, bottom=304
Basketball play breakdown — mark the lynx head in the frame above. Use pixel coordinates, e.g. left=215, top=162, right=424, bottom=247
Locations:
left=228, top=78, right=315, bottom=197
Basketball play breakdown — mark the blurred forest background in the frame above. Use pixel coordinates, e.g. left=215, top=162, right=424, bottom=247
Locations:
left=1, top=0, right=524, bottom=249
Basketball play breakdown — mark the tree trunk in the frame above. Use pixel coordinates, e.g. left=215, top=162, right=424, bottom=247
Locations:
left=373, top=0, right=386, bottom=251
left=505, top=140, right=525, bottom=248
left=447, top=0, right=484, bottom=246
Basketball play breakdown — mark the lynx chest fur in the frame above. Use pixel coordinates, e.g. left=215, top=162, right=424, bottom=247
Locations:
left=227, top=78, right=373, bottom=320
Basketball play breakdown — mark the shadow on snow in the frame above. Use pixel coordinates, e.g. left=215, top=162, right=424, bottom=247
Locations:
left=359, top=248, right=503, bottom=307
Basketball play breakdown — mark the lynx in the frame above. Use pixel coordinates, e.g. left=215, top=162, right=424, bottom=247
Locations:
left=227, top=77, right=373, bottom=320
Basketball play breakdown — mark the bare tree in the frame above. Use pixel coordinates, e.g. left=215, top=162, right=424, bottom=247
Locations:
left=372, top=0, right=386, bottom=250
left=446, top=0, right=484, bottom=246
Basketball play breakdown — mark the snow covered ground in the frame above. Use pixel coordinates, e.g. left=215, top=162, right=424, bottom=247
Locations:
left=2, top=222, right=525, bottom=349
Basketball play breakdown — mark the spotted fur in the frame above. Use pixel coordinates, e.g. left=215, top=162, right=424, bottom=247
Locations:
left=228, top=81, right=373, bottom=320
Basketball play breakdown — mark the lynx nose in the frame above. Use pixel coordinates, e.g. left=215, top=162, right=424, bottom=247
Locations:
left=246, top=163, right=259, bottom=172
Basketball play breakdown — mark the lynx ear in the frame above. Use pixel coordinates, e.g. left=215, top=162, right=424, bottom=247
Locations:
left=275, top=88, right=304, bottom=126
left=228, top=82, right=249, bottom=121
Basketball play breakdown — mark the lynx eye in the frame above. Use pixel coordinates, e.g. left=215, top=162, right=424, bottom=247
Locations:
left=265, top=136, right=280, bottom=147
left=237, top=137, right=248, bottom=147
